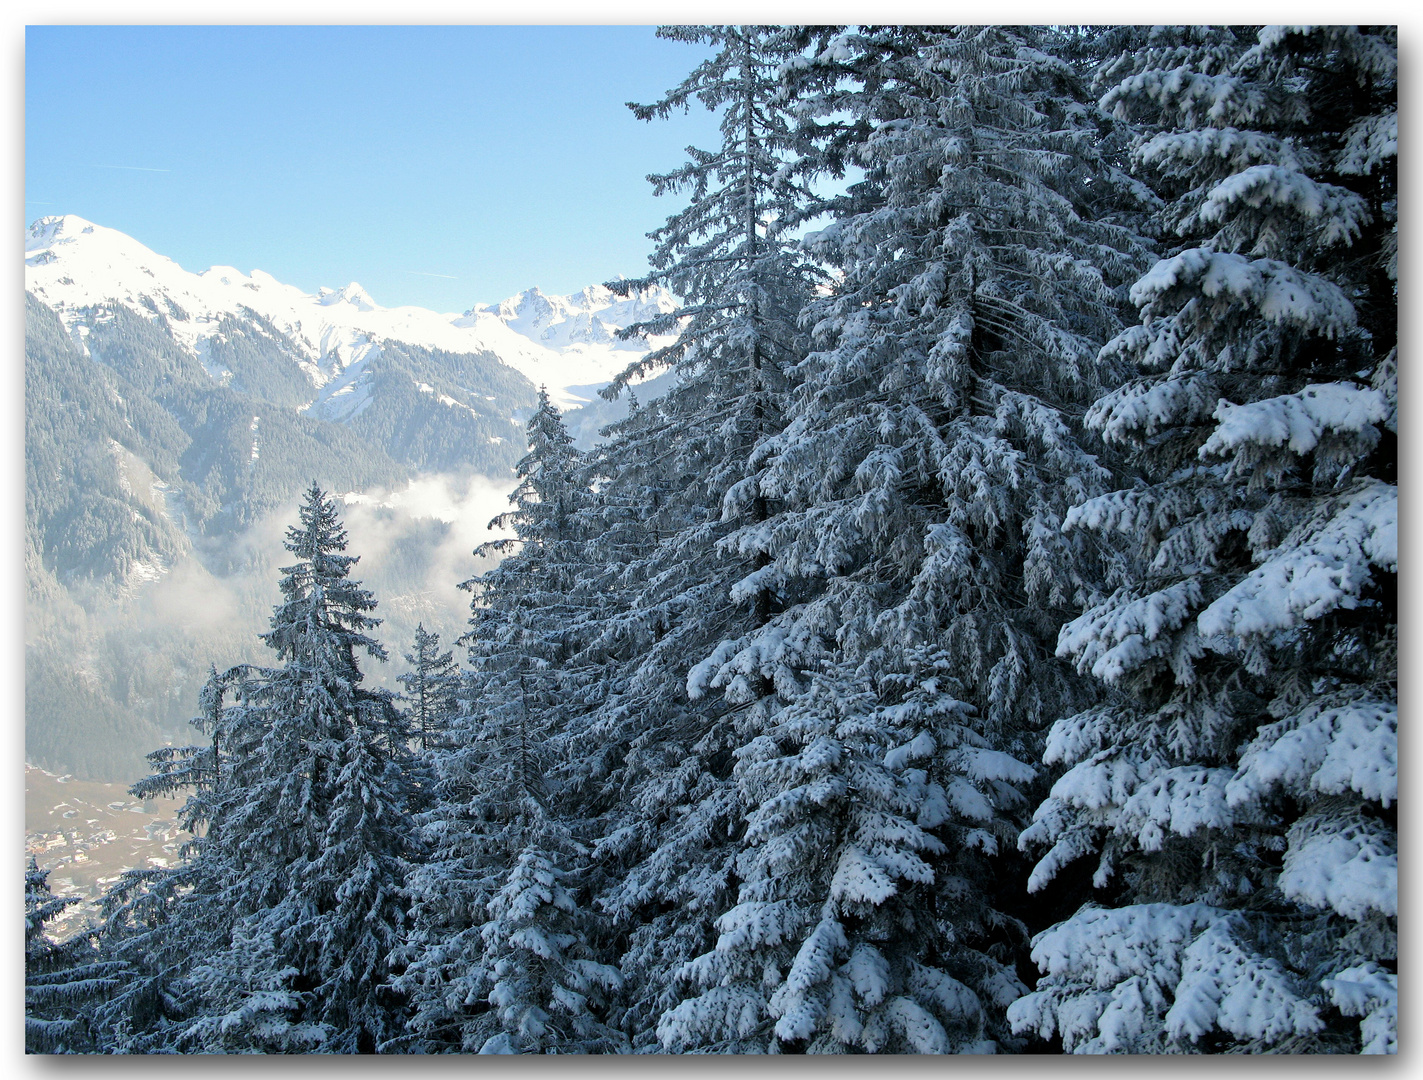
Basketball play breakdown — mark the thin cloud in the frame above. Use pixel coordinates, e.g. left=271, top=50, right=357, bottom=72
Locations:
left=81, top=163, right=171, bottom=172
left=401, top=270, right=460, bottom=280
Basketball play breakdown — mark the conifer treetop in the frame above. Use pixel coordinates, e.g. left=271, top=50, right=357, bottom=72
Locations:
left=263, top=481, right=386, bottom=670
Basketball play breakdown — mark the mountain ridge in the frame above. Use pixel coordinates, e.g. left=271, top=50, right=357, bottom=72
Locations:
left=26, top=214, right=676, bottom=411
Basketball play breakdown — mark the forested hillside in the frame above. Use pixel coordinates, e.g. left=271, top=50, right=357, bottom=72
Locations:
left=27, top=24, right=1396, bottom=1056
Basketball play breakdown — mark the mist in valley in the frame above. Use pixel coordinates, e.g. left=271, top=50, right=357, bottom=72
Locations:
left=26, top=470, right=517, bottom=786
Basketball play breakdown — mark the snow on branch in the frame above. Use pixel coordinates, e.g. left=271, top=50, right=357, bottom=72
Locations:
left=1134, top=126, right=1303, bottom=177
left=1197, top=165, right=1370, bottom=246
left=1337, top=111, right=1397, bottom=177
left=1057, top=580, right=1203, bottom=684
left=1323, top=963, right=1397, bottom=1054
left=1114, top=766, right=1235, bottom=852
left=1164, top=920, right=1322, bottom=1044
left=1084, top=372, right=1221, bottom=444
left=1197, top=479, right=1396, bottom=639
left=1130, top=249, right=1356, bottom=335
left=1009, top=903, right=1322, bottom=1052
left=1279, top=802, right=1397, bottom=920
left=1228, top=696, right=1397, bottom=810
left=1199, top=383, right=1386, bottom=459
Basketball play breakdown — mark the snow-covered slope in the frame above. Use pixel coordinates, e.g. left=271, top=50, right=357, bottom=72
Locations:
left=25, top=214, right=674, bottom=410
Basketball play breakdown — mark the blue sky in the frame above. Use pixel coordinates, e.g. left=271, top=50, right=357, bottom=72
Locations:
left=25, top=25, right=721, bottom=311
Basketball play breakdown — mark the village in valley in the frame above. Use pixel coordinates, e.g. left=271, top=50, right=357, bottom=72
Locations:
left=26, top=764, right=185, bottom=941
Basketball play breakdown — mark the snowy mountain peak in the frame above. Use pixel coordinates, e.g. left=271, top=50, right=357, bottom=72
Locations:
left=318, top=282, right=380, bottom=312
left=24, top=215, right=676, bottom=411
left=26, top=214, right=189, bottom=285
left=477, top=281, right=677, bottom=352
left=26, top=212, right=100, bottom=247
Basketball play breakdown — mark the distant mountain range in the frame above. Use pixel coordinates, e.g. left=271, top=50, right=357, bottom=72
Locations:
left=24, top=214, right=675, bottom=782
left=25, top=213, right=677, bottom=559
left=26, top=214, right=677, bottom=412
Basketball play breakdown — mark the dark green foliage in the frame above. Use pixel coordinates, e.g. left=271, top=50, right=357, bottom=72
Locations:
left=570, top=28, right=830, bottom=1044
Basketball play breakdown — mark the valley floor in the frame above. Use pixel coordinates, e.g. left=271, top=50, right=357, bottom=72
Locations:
left=25, top=763, right=184, bottom=941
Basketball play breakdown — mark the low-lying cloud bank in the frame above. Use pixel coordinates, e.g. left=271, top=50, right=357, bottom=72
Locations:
left=27, top=470, right=519, bottom=783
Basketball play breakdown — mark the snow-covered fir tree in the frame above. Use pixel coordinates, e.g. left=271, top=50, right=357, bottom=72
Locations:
left=398, top=624, right=460, bottom=753
left=464, top=385, right=604, bottom=782
left=565, top=25, right=831, bottom=1046
left=659, top=651, right=1030, bottom=1053
left=657, top=25, right=1155, bottom=1052
left=1010, top=25, right=1397, bottom=1054
left=23, top=25, right=1401, bottom=1059
left=390, top=623, right=458, bottom=832
left=25, top=860, right=126, bottom=1053
left=105, top=485, right=416, bottom=1053
left=469, top=821, right=628, bottom=1054
left=396, top=391, right=620, bottom=1052
left=81, top=665, right=265, bottom=1051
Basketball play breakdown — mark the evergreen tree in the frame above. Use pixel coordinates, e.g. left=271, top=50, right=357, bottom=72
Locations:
left=1010, top=26, right=1397, bottom=1054
left=658, top=25, right=1153, bottom=1052
left=470, top=835, right=627, bottom=1054
left=29, top=25, right=1400, bottom=1059
left=82, top=665, right=260, bottom=1052
left=396, top=392, right=616, bottom=1052
left=659, top=651, right=1026, bottom=1053
left=466, top=385, right=598, bottom=746
left=563, top=27, right=831, bottom=1046
left=397, top=624, right=459, bottom=752
left=390, top=622, right=457, bottom=830
left=25, top=860, right=125, bottom=1053
left=106, top=485, right=415, bottom=1053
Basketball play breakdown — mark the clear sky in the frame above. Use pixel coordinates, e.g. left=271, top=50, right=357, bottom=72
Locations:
left=25, top=25, right=721, bottom=312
